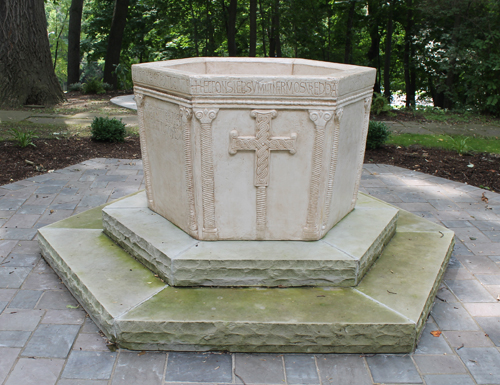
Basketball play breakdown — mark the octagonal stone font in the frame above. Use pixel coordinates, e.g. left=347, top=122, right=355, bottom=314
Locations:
left=132, top=57, right=376, bottom=240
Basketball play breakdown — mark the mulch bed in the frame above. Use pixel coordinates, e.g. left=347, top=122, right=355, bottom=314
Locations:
left=1, top=137, right=499, bottom=193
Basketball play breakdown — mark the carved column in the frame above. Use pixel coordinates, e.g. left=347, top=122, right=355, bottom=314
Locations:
left=134, top=91, right=155, bottom=209
left=350, top=97, right=372, bottom=210
left=194, top=108, right=219, bottom=240
left=303, top=110, right=333, bottom=239
left=322, top=108, right=343, bottom=230
left=180, top=106, right=197, bottom=235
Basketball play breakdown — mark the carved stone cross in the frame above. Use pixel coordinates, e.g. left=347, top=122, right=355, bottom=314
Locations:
left=229, top=110, right=297, bottom=236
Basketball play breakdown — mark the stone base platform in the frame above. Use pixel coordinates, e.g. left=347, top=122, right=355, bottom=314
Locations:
left=101, top=192, right=398, bottom=287
left=37, top=193, right=454, bottom=353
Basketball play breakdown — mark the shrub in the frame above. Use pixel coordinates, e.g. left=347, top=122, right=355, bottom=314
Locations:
left=9, top=127, right=38, bottom=148
left=90, top=117, right=126, bottom=142
left=371, top=92, right=393, bottom=115
left=82, top=78, right=106, bottom=95
left=68, top=82, right=83, bottom=92
left=366, top=121, right=390, bottom=150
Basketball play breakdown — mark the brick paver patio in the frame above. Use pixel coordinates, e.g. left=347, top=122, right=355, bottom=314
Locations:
left=1, top=159, right=499, bottom=385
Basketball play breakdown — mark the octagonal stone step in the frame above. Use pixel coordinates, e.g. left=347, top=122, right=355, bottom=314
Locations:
left=101, top=192, right=399, bottom=287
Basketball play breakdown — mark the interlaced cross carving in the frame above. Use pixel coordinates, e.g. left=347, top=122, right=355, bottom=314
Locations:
left=229, top=110, right=297, bottom=236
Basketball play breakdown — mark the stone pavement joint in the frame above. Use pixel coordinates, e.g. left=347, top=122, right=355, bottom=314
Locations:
left=0, top=158, right=499, bottom=384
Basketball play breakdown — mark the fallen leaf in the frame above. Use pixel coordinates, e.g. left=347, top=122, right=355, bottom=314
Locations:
left=66, top=305, right=79, bottom=309
left=497, top=295, right=500, bottom=301
left=430, top=330, right=442, bottom=337
left=138, top=351, right=146, bottom=356
left=467, top=163, right=474, bottom=168
left=482, top=193, right=489, bottom=203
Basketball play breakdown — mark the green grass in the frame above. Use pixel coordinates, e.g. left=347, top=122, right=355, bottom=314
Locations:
left=388, top=133, right=500, bottom=154
left=0, top=121, right=89, bottom=141
left=403, top=106, right=500, bottom=124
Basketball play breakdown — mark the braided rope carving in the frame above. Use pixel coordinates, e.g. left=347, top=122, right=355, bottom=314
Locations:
left=194, top=108, right=219, bottom=239
left=303, top=110, right=333, bottom=239
left=350, top=97, right=372, bottom=210
left=229, top=110, right=297, bottom=237
left=134, top=91, right=155, bottom=209
left=322, top=108, right=343, bottom=230
left=180, top=106, right=197, bottom=233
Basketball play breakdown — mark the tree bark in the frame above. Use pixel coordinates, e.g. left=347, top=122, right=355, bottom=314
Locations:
left=404, top=0, right=415, bottom=108
left=269, top=0, right=281, bottom=57
left=103, top=0, right=129, bottom=89
left=67, top=0, right=84, bottom=85
left=249, top=0, right=257, bottom=56
left=258, top=0, right=267, bottom=56
left=367, top=0, right=381, bottom=93
left=383, top=0, right=394, bottom=102
left=344, top=0, right=356, bottom=64
left=0, top=0, right=64, bottom=107
left=226, top=0, right=238, bottom=56
left=189, top=0, right=200, bottom=56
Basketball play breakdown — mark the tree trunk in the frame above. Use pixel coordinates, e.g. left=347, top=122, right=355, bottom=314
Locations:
left=383, top=1, right=394, bottom=102
left=67, top=0, right=84, bottom=85
left=258, top=0, right=267, bottom=56
left=404, top=0, right=415, bottom=108
left=249, top=0, right=257, bottom=56
left=226, top=0, right=238, bottom=56
left=0, top=0, right=64, bottom=107
left=443, top=10, right=463, bottom=110
left=189, top=0, right=200, bottom=57
left=344, top=0, right=356, bottom=64
left=269, top=0, right=281, bottom=57
left=367, top=0, right=381, bottom=93
left=103, top=0, right=129, bottom=89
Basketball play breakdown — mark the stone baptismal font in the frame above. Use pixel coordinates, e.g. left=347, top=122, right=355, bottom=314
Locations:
left=39, top=57, right=454, bottom=353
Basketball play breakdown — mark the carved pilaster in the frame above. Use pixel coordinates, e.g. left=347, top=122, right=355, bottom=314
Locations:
left=322, top=108, right=343, bottom=230
left=194, top=108, right=219, bottom=240
left=134, top=91, right=155, bottom=209
left=303, top=110, right=333, bottom=239
left=180, top=106, right=197, bottom=234
left=350, top=97, right=372, bottom=210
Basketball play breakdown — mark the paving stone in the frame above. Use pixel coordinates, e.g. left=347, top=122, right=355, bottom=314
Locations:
left=3, top=214, right=40, bottom=228
left=423, top=374, right=475, bottom=385
left=57, top=380, right=109, bottom=385
left=22, top=324, right=80, bottom=358
left=366, top=355, right=422, bottom=384
left=444, top=268, right=474, bottom=280
left=0, top=240, right=17, bottom=259
left=0, top=198, right=26, bottom=210
left=474, top=220, right=500, bottom=231
left=49, top=202, right=79, bottom=210
left=284, top=354, right=319, bottom=384
left=81, top=318, right=101, bottom=334
left=413, top=355, right=466, bottom=374
left=445, top=280, right=496, bottom=302
left=4, top=357, right=64, bottom=385
left=13, top=240, right=41, bottom=254
left=73, top=333, right=108, bottom=351
left=0, top=289, right=16, bottom=301
left=166, top=352, right=232, bottom=383
left=431, top=302, right=480, bottom=330
left=0, top=309, right=43, bottom=330
left=455, top=255, right=500, bottom=274
left=37, top=290, right=79, bottom=309
left=35, top=185, right=64, bottom=194
left=476, top=274, right=500, bottom=285
left=475, top=317, right=500, bottom=346
left=8, top=290, right=42, bottom=308
left=465, top=242, right=500, bottom=256
left=62, top=351, right=117, bottom=380
left=33, top=259, right=52, bottom=273
left=4, top=253, right=40, bottom=267
left=0, top=330, right=31, bottom=347
left=78, top=196, right=109, bottom=208
left=316, top=354, right=372, bottom=385
left=38, top=209, right=74, bottom=224
left=464, top=303, right=500, bottom=317
left=443, top=330, right=494, bottom=348
left=457, top=347, right=500, bottom=384
left=0, top=266, right=33, bottom=289
left=0, top=347, right=21, bottom=383
left=42, top=309, right=86, bottom=324
left=414, top=322, right=452, bottom=354
left=22, top=272, right=64, bottom=291
left=0, top=228, right=37, bottom=240
left=0, top=301, right=6, bottom=313
left=24, top=193, right=57, bottom=206
left=483, top=231, right=500, bottom=242
left=111, top=351, right=166, bottom=385
left=441, top=220, right=474, bottom=228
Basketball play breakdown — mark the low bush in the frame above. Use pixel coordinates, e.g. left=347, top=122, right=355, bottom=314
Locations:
left=68, top=83, right=83, bottom=92
left=371, top=92, right=393, bottom=115
left=82, top=78, right=106, bottom=95
left=90, top=117, right=126, bottom=142
left=9, top=127, right=38, bottom=148
left=366, top=121, right=390, bottom=150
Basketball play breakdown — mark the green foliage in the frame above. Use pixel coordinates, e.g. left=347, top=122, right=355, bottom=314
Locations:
left=82, top=78, right=107, bottom=94
left=366, top=121, right=390, bottom=150
left=9, top=127, right=38, bottom=148
left=371, top=93, right=393, bottom=115
left=90, top=117, right=126, bottom=142
left=68, top=83, right=83, bottom=92
left=388, top=134, right=500, bottom=155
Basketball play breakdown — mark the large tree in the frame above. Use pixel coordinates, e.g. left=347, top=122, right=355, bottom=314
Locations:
left=0, top=0, right=64, bottom=107
left=67, top=0, right=85, bottom=85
